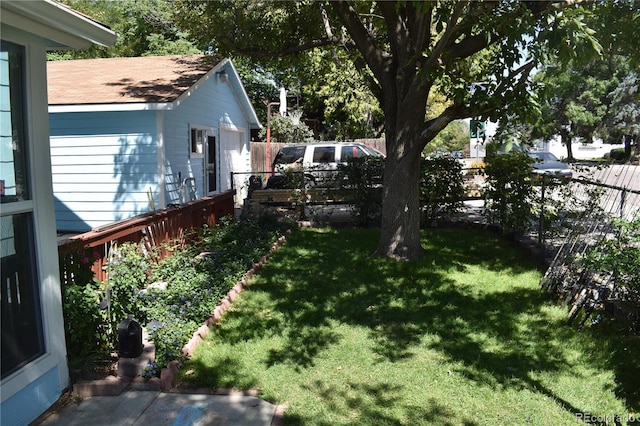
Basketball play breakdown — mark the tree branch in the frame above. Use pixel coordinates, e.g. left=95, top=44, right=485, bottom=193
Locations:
left=445, top=1, right=556, bottom=64
left=420, top=58, right=537, bottom=145
left=332, top=1, right=390, bottom=82
left=422, top=1, right=469, bottom=72
left=320, top=3, right=334, bottom=39
left=378, top=1, right=403, bottom=59
left=420, top=104, right=470, bottom=144
left=412, top=9, right=431, bottom=64
left=319, top=3, right=345, bottom=67
left=493, top=60, right=536, bottom=98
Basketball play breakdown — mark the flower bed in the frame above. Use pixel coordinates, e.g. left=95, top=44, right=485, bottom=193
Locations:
left=60, top=216, right=293, bottom=380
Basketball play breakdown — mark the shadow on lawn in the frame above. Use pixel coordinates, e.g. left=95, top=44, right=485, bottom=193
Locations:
left=185, top=227, right=639, bottom=421
left=277, top=228, right=637, bottom=410
left=287, top=380, right=480, bottom=426
left=255, top=228, right=556, bottom=365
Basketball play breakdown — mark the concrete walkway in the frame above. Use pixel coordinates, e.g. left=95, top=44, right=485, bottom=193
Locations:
left=35, top=391, right=281, bottom=426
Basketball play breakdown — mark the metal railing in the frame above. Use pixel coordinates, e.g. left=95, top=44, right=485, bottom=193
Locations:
left=236, top=166, right=639, bottom=246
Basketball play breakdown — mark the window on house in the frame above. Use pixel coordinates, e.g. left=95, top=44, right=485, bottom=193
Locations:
left=190, top=127, right=206, bottom=156
left=1, top=40, right=45, bottom=378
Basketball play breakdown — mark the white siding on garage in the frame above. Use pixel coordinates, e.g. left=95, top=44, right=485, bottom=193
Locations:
left=220, top=125, right=249, bottom=203
left=162, top=63, right=251, bottom=206
left=50, top=110, right=158, bottom=231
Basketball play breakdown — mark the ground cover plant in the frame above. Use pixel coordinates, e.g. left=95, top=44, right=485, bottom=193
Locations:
left=177, top=227, right=639, bottom=425
left=59, top=216, right=292, bottom=376
left=137, top=216, right=292, bottom=369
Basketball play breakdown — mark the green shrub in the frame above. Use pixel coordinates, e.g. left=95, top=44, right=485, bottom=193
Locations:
left=281, top=167, right=307, bottom=189
left=579, top=217, right=640, bottom=304
left=142, top=217, right=292, bottom=372
left=608, top=148, right=627, bottom=162
left=338, top=156, right=384, bottom=225
left=257, top=115, right=313, bottom=143
left=419, top=156, right=465, bottom=225
left=59, top=245, right=109, bottom=363
left=483, top=150, right=535, bottom=234
left=146, top=315, right=199, bottom=368
left=104, top=242, right=151, bottom=347
left=59, top=217, right=291, bottom=376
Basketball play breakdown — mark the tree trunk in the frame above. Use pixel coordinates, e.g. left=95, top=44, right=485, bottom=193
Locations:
left=374, top=100, right=426, bottom=261
left=624, top=134, right=632, bottom=161
left=375, top=147, right=424, bottom=260
left=566, top=140, right=574, bottom=162
left=562, top=131, right=574, bottom=162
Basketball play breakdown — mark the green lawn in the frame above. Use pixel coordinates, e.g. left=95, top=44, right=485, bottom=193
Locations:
left=177, top=227, right=639, bottom=425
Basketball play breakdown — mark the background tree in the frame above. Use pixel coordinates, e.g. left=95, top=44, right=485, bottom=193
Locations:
left=174, top=1, right=604, bottom=260
left=532, top=53, right=638, bottom=161
left=235, top=50, right=383, bottom=140
left=300, top=48, right=384, bottom=140
left=604, top=71, right=639, bottom=160
left=533, top=58, right=621, bottom=161
left=526, top=0, right=639, bottom=161
left=231, top=57, right=283, bottom=125
left=49, top=0, right=200, bottom=59
left=257, top=114, right=314, bottom=143
left=424, top=121, right=469, bottom=156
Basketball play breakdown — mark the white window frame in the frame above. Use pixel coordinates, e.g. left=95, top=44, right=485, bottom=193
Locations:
left=0, top=28, right=68, bottom=402
left=189, top=125, right=208, bottom=158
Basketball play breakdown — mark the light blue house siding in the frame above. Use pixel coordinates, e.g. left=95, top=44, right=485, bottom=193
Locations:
left=51, top=110, right=158, bottom=231
left=1, top=368, right=63, bottom=426
left=50, top=59, right=254, bottom=232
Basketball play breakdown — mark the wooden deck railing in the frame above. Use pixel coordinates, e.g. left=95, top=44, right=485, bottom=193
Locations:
left=58, top=190, right=236, bottom=282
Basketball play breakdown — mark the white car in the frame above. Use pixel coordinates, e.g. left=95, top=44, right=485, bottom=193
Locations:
left=267, top=143, right=384, bottom=188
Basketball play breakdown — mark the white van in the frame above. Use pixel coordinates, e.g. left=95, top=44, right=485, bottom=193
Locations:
left=267, top=142, right=384, bottom=188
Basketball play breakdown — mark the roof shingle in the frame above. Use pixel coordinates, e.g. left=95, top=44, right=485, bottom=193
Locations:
left=47, top=55, right=223, bottom=105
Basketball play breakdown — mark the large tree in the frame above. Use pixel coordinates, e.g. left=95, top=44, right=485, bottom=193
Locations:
left=175, top=1, right=602, bottom=260
left=533, top=53, right=640, bottom=161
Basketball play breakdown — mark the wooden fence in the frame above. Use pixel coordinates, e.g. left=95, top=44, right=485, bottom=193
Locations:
left=58, top=190, right=236, bottom=282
